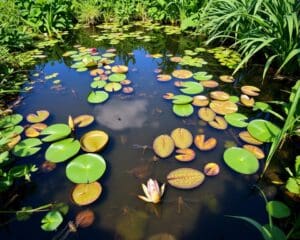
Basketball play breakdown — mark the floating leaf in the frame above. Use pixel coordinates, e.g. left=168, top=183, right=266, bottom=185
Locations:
left=193, top=71, right=213, bottom=81
left=104, top=82, right=122, bottom=92
left=172, top=95, right=193, bottom=104
left=12, top=138, right=42, bottom=157
left=41, top=124, right=71, bottom=142
left=167, top=168, right=205, bottom=189
left=90, top=69, right=104, bottom=76
left=178, top=81, right=204, bottom=95
left=247, top=119, right=280, bottom=142
left=72, top=182, right=102, bottom=206
left=153, top=135, right=175, bottom=158
left=243, top=145, right=265, bottom=159
left=120, top=79, right=131, bottom=85
left=80, top=130, right=109, bottom=152
left=204, top=163, right=220, bottom=176
left=45, top=138, right=80, bottom=163
left=241, top=85, right=260, bottom=97
left=240, top=94, right=255, bottom=107
left=224, top=113, right=248, bottom=128
left=253, top=102, right=271, bottom=111
left=41, top=211, right=63, bottom=231
left=157, top=74, right=172, bottom=82
left=170, top=56, right=182, bottom=62
left=0, top=114, right=23, bottom=128
left=173, top=104, right=194, bottom=117
left=87, top=91, right=109, bottom=103
left=170, top=128, right=193, bottom=149
left=25, top=123, right=47, bottom=137
left=76, top=209, right=95, bottom=228
left=73, top=115, right=94, bottom=128
left=111, top=65, right=128, bottom=74
left=90, top=81, right=106, bottom=89
left=209, top=100, right=238, bottom=115
left=266, top=201, right=291, bottom=218
left=202, top=80, right=219, bottom=88
left=192, top=95, right=209, bottom=107
left=108, top=73, right=126, bottom=82
left=66, top=153, right=106, bottom=183
left=123, top=87, right=134, bottom=94
left=229, top=96, right=240, bottom=103
left=219, top=75, right=234, bottom=83
left=223, top=147, right=259, bottom=174
left=172, top=69, right=193, bottom=79
left=239, top=131, right=263, bottom=145
left=163, top=92, right=175, bottom=100
left=1, top=125, right=24, bottom=138
left=7, top=135, right=21, bottom=149
left=194, top=134, right=217, bottom=151
left=175, top=148, right=195, bottom=162
left=198, top=107, right=216, bottom=122
left=208, top=116, right=228, bottom=130
left=210, top=91, right=230, bottom=101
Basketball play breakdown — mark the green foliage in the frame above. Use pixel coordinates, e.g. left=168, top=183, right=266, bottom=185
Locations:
left=72, top=0, right=101, bottom=25
left=285, top=156, right=300, bottom=195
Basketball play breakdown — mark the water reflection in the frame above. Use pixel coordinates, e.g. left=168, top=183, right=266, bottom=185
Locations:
left=94, top=99, right=148, bottom=130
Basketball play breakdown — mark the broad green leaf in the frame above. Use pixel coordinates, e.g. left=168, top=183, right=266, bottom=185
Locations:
left=224, top=113, right=248, bottom=128
left=173, top=104, right=194, bottom=117
left=193, top=71, right=213, bottom=81
left=104, top=82, right=122, bottom=92
left=41, top=124, right=71, bottom=142
left=179, top=81, right=204, bottom=95
left=108, top=73, right=126, bottom=82
left=263, top=224, right=287, bottom=240
left=247, top=119, right=280, bottom=142
left=87, top=91, right=109, bottom=103
left=41, top=211, right=63, bottom=231
left=90, top=81, right=106, bottom=89
left=286, top=177, right=300, bottom=194
left=0, top=114, right=23, bottom=128
left=0, top=125, right=24, bottom=138
left=0, top=151, right=9, bottom=165
left=172, top=95, right=193, bottom=104
left=12, top=138, right=42, bottom=157
left=266, top=201, right=291, bottom=218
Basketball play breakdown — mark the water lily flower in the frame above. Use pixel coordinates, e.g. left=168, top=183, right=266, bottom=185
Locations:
left=138, top=178, right=165, bottom=204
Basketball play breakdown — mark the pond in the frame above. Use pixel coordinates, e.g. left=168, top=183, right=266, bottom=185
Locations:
left=0, top=22, right=287, bottom=240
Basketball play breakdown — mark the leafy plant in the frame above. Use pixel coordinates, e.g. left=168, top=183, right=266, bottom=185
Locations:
left=285, top=155, right=300, bottom=195
left=72, top=0, right=101, bottom=25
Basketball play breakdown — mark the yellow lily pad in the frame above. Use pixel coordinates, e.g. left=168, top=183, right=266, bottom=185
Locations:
left=209, top=100, right=238, bottom=115
left=241, top=85, right=261, bottom=97
left=72, top=182, right=102, bottom=206
left=192, top=95, right=209, bottom=107
left=157, top=74, right=172, bottom=82
left=201, top=80, right=219, bottom=88
left=170, top=56, right=182, bottom=62
left=120, top=79, right=132, bottom=85
left=26, top=110, right=50, bottom=123
left=25, top=123, right=47, bottom=137
left=90, top=69, right=104, bottom=76
left=194, top=134, right=217, bottom=151
left=208, top=116, right=228, bottom=130
left=204, top=163, right=220, bottom=176
left=74, top=115, right=95, bottom=128
left=175, top=148, right=196, bottom=162
left=111, top=65, right=128, bottom=73
left=198, top=107, right=216, bottom=122
left=219, top=75, right=234, bottom=83
left=240, top=94, right=255, bottom=107
left=239, top=131, right=263, bottom=145
left=7, top=135, right=21, bottom=149
left=172, top=69, right=193, bottom=79
left=153, top=135, right=175, bottom=158
left=167, top=168, right=205, bottom=189
left=163, top=92, right=174, bottom=100
left=170, top=128, right=193, bottom=149
left=80, top=130, right=109, bottom=152
left=210, top=91, right=230, bottom=101
left=243, top=144, right=265, bottom=159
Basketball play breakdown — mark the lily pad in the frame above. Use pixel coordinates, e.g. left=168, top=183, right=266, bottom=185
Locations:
left=175, top=148, right=195, bottom=162
left=26, top=110, right=49, bottom=123
left=209, top=100, right=238, bottom=115
left=66, top=153, right=106, bottom=183
left=194, top=134, right=217, bottom=151
left=266, top=201, right=291, bottom=218
left=193, top=71, right=213, bottom=81
left=198, top=107, right=216, bottom=122
left=204, top=163, right=220, bottom=176
left=104, top=82, right=122, bottom=92
left=45, top=138, right=80, bottom=163
left=163, top=92, right=175, bottom=100
left=87, top=91, right=109, bottom=103
left=90, top=69, right=104, bottom=76
left=170, top=56, right=182, bottom=62
left=0, top=114, right=23, bottom=128
left=172, top=69, right=193, bottom=79
left=167, top=168, right=205, bottom=189
left=219, top=75, right=234, bottom=83
left=80, top=130, right=109, bottom=152
left=41, top=124, right=71, bottom=142
left=90, top=81, right=106, bottom=89
left=123, top=87, right=134, bottom=94
left=241, top=85, right=260, bottom=97
left=153, top=135, right=175, bottom=158
left=192, top=95, right=209, bottom=107
left=173, top=104, right=194, bottom=117
left=1, top=125, right=24, bottom=138
left=72, top=182, right=102, bottom=206
left=202, top=80, right=219, bottom=88
left=239, top=131, right=263, bottom=145
left=108, top=73, right=126, bottom=82
left=111, top=65, right=128, bottom=73
left=170, top=128, right=193, bottom=149
left=210, top=91, right=230, bottom=101
left=25, top=123, right=47, bottom=137
left=240, top=94, right=255, bottom=107
left=12, top=138, right=42, bottom=157
left=178, top=81, right=204, bottom=95
left=172, top=95, right=193, bottom=104
left=73, top=115, right=94, bottom=128
left=41, top=211, right=63, bottom=231
left=247, top=119, right=280, bottom=142
left=224, top=113, right=248, bottom=128
left=157, top=74, right=172, bottom=82
left=223, top=147, right=259, bottom=174
left=243, top=145, right=265, bottom=159
left=208, top=116, right=228, bottom=130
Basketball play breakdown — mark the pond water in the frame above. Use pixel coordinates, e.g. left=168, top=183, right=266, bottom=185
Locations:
left=0, top=23, right=287, bottom=240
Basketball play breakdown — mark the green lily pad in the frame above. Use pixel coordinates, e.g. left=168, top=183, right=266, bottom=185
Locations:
left=77, top=67, right=88, bottom=72
left=0, top=125, right=24, bottom=138
left=247, top=119, right=280, bottom=142
left=12, top=138, right=42, bottom=157
left=253, top=102, right=271, bottom=112
left=229, top=96, right=240, bottom=103
left=66, top=153, right=106, bottom=183
left=173, top=104, right=194, bottom=117
left=71, top=62, right=85, bottom=69
left=224, top=113, right=248, bottom=128
left=90, top=81, right=106, bottom=89
left=108, top=73, right=126, bottom=82
left=87, top=91, right=109, bottom=103
left=104, top=82, right=122, bottom=92
left=45, top=138, right=81, bottom=163
left=0, top=114, right=23, bottom=128
left=102, top=52, right=116, bottom=58
left=172, top=95, right=193, bottom=104
left=0, top=151, right=9, bottom=165
left=41, top=124, right=71, bottom=142
left=193, top=71, right=213, bottom=81
left=223, top=147, right=259, bottom=174
left=41, top=211, right=63, bottom=231
left=266, top=201, right=291, bottom=219
left=179, top=81, right=204, bottom=95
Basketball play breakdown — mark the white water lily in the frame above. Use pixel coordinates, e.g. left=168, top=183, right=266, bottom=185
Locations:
left=138, top=178, right=165, bottom=204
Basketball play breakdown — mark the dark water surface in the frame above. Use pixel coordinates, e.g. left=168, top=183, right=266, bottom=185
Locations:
left=1, top=24, right=287, bottom=240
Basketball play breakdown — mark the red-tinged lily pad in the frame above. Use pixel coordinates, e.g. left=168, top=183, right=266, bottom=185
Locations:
left=241, top=85, right=260, bottom=97
left=170, top=128, right=193, bottom=149
left=219, top=75, right=234, bottom=83
left=120, top=79, right=132, bottom=85
left=194, top=134, right=217, bottom=151
left=108, top=73, right=126, bottom=82
left=26, top=110, right=49, bottom=123
left=175, top=148, right=195, bottom=162
left=247, top=119, right=280, bottom=142
left=75, top=209, right=95, bottom=228
left=223, top=147, right=259, bottom=174
left=209, top=100, right=238, bottom=115
left=153, top=135, right=175, bottom=158
left=239, top=131, right=263, bottom=145
left=72, top=182, right=102, bottom=206
left=90, top=69, right=104, bottom=76
left=66, top=153, right=106, bottom=183
left=172, top=69, right=193, bottom=79
left=208, top=116, right=228, bottom=130
left=104, top=82, right=122, bottom=92
left=192, top=95, right=209, bottom=107
left=240, top=94, right=255, bottom=107
left=87, top=91, right=109, bottom=103
left=167, top=168, right=205, bottom=189
left=123, top=87, right=134, bottom=94
left=157, top=74, right=172, bottom=82
left=111, top=65, right=128, bottom=73
left=73, top=115, right=94, bottom=128
left=204, top=163, right=220, bottom=176
left=41, top=124, right=71, bottom=142
left=243, top=144, right=265, bottom=159
left=172, top=95, right=193, bottom=104
left=45, top=138, right=80, bottom=163
left=201, top=80, right=219, bottom=88
left=12, top=138, right=42, bottom=157
left=173, top=104, right=194, bottom=117
left=224, top=113, right=248, bottom=128
left=210, top=91, right=230, bottom=101
left=198, top=107, right=216, bottom=122
left=80, top=130, right=109, bottom=152
left=25, top=123, right=47, bottom=137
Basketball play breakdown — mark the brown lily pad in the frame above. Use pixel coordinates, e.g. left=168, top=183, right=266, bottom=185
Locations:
left=157, top=74, right=172, bottom=82
left=194, top=134, right=217, bottom=151
left=241, top=85, right=261, bottom=97
left=153, top=135, right=175, bottom=158
left=243, top=144, right=265, bottom=159
left=120, top=79, right=132, bottom=85
left=111, top=65, right=128, bottom=73
left=90, top=69, right=104, bottom=76
left=80, top=130, right=109, bottom=152
left=175, top=148, right=196, bottom=162
left=25, top=123, right=47, bottom=137
left=72, top=182, right=102, bottom=206
left=76, top=209, right=95, bottom=228
left=26, top=110, right=50, bottom=123
left=167, top=168, right=205, bottom=189
left=172, top=69, right=193, bottom=79
left=208, top=116, right=228, bottom=130
left=209, top=100, right=238, bottom=115
left=240, top=94, right=255, bottom=107
left=74, top=115, right=95, bottom=128
left=239, top=131, right=263, bottom=145
left=163, top=92, right=174, bottom=100
left=170, top=128, right=193, bottom=149
left=202, top=80, right=219, bottom=88
left=170, top=56, right=182, bottom=63
left=198, top=107, right=216, bottom=122
left=192, top=95, right=209, bottom=107
left=210, top=91, right=230, bottom=101
left=219, top=75, right=234, bottom=83
left=204, top=163, right=220, bottom=176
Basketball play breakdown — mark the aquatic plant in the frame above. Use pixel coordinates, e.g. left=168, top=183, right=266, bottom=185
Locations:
left=138, top=178, right=165, bottom=204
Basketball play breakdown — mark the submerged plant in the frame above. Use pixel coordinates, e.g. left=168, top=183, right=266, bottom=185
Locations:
left=138, top=178, right=165, bottom=204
